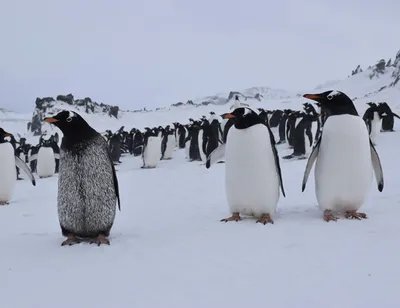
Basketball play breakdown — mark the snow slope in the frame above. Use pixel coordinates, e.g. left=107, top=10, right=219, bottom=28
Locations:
left=1, top=124, right=399, bottom=308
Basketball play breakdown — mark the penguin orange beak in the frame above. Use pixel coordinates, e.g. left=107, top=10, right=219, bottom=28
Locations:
left=43, top=117, right=59, bottom=123
left=224, top=113, right=236, bottom=119
left=303, top=94, right=322, bottom=101
left=3, top=132, right=12, bottom=137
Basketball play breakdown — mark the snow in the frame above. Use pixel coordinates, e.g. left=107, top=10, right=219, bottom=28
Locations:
left=1, top=70, right=400, bottom=307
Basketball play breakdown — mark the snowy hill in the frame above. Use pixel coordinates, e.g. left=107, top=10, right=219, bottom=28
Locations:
left=2, top=49, right=400, bottom=139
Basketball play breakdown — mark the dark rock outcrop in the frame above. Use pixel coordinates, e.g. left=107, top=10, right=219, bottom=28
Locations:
left=29, top=94, right=121, bottom=134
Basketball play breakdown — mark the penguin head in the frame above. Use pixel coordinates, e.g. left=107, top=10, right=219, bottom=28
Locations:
left=303, top=90, right=358, bottom=116
left=43, top=110, right=95, bottom=138
left=0, top=128, right=12, bottom=143
left=223, top=107, right=262, bottom=129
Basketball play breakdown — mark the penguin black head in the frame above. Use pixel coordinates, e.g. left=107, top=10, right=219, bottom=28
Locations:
left=223, top=107, right=262, bottom=129
left=0, top=128, right=12, bottom=143
left=303, top=90, right=358, bottom=116
left=43, top=111, right=98, bottom=145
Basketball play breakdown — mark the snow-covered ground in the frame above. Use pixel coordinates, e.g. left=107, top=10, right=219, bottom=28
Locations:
left=1, top=114, right=400, bottom=307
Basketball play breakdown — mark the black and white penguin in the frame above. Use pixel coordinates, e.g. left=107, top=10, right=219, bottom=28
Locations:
left=43, top=111, right=120, bottom=246
left=282, top=112, right=314, bottom=160
left=362, top=102, right=381, bottom=145
left=35, top=136, right=57, bottom=178
left=0, top=128, right=35, bottom=205
left=109, top=133, right=122, bottom=164
left=185, top=120, right=202, bottom=161
left=207, top=107, right=285, bottom=224
left=141, top=127, right=162, bottom=168
left=303, top=103, right=321, bottom=143
left=206, top=112, right=222, bottom=156
left=276, top=109, right=290, bottom=144
left=198, top=117, right=209, bottom=163
left=378, top=102, right=400, bottom=132
left=161, top=125, right=175, bottom=160
left=301, top=91, right=384, bottom=222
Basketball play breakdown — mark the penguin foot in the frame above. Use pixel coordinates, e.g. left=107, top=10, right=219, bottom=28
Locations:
left=323, top=210, right=339, bottom=222
left=90, top=235, right=110, bottom=246
left=0, top=201, right=9, bottom=206
left=61, top=235, right=81, bottom=246
left=220, top=213, right=241, bottom=222
left=345, top=211, right=367, bottom=220
left=256, top=214, right=274, bottom=225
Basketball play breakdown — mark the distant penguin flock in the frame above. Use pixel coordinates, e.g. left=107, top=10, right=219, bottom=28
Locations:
left=0, top=91, right=397, bottom=246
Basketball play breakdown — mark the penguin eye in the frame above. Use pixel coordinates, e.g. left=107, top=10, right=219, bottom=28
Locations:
left=327, top=95, right=333, bottom=100
left=66, top=117, right=72, bottom=123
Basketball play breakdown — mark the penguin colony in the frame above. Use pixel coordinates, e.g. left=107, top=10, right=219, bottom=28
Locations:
left=0, top=91, right=396, bottom=245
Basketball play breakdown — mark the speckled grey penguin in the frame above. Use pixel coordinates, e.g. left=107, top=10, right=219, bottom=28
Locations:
left=44, top=111, right=121, bottom=246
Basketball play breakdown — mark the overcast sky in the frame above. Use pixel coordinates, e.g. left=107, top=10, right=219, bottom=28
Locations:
left=1, top=0, right=399, bottom=112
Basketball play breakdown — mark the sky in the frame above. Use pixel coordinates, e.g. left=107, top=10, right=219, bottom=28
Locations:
left=1, top=0, right=400, bottom=112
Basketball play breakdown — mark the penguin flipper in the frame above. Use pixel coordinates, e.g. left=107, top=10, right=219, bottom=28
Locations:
left=302, top=137, right=321, bottom=192
left=205, top=144, right=226, bottom=169
left=266, top=125, right=286, bottom=197
left=369, top=140, right=384, bottom=192
left=15, top=155, right=36, bottom=186
left=29, top=154, right=38, bottom=162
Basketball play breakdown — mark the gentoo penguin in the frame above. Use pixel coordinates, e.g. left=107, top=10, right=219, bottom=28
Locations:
left=362, top=102, right=381, bottom=145
left=44, top=111, right=120, bottom=246
left=282, top=112, right=314, bottom=160
left=206, top=107, right=285, bottom=224
left=185, top=120, right=202, bottom=161
left=0, top=128, right=35, bottom=205
left=206, top=112, right=221, bottom=156
left=301, top=91, right=384, bottom=222
left=36, top=138, right=57, bottom=178
left=141, top=128, right=162, bottom=168
left=378, top=102, right=400, bottom=132
left=161, top=125, right=175, bottom=160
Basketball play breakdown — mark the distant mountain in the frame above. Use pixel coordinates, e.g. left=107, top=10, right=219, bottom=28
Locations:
left=6, top=48, right=400, bottom=137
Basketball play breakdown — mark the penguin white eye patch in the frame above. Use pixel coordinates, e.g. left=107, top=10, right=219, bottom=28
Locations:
left=66, top=111, right=76, bottom=122
left=327, top=90, right=340, bottom=100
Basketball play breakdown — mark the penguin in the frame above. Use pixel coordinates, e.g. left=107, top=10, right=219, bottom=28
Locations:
left=161, top=125, right=175, bottom=160
left=378, top=102, right=400, bottom=132
left=362, top=102, right=381, bottom=145
left=282, top=112, right=314, bottom=160
left=206, top=107, right=285, bottom=224
left=109, top=133, right=122, bottom=164
left=301, top=91, right=384, bottom=222
left=185, top=120, right=202, bottom=161
left=303, top=103, right=321, bottom=143
left=36, top=138, right=57, bottom=178
left=0, top=128, right=35, bottom=205
left=198, top=118, right=209, bottom=163
left=276, top=110, right=290, bottom=144
left=43, top=111, right=120, bottom=246
left=141, top=128, right=162, bottom=168
left=206, top=112, right=222, bottom=156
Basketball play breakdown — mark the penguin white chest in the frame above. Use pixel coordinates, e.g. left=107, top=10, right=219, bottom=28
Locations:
left=36, top=147, right=56, bottom=178
left=225, top=125, right=280, bottom=216
left=315, top=115, right=373, bottom=211
left=0, top=143, right=17, bottom=203
left=163, top=135, right=175, bottom=159
left=143, top=136, right=161, bottom=167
